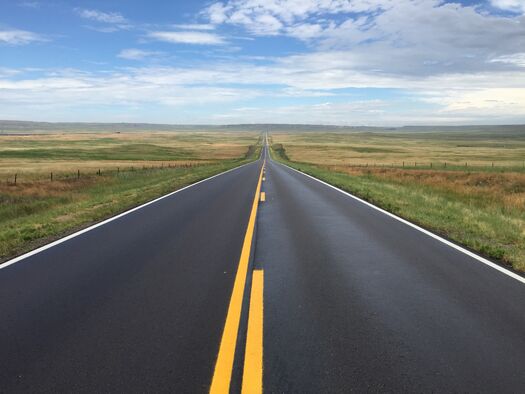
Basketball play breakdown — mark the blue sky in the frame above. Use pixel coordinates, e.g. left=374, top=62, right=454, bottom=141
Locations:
left=1, top=0, right=525, bottom=125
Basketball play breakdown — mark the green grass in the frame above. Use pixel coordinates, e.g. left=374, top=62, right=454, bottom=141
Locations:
left=0, top=143, right=195, bottom=161
left=0, top=135, right=260, bottom=262
left=2, top=144, right=193, bottom=161
left=271, top=143, right=525, bottom=272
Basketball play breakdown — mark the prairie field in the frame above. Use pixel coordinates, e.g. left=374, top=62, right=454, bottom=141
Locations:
left=273, top=130, right=525, bottom=169
left=0, top=131, right=260, bottom=261
left=271, top=130, right=525, bottom=271
left=0, top=131, right=257, bottom=180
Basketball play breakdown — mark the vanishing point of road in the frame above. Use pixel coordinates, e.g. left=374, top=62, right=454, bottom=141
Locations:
left=1, top=140, right=525, bottom=393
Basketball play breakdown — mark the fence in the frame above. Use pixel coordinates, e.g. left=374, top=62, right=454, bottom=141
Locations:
left=4, top=162, right=201, bottom=186
left=329, top=161, right=525, bottom=172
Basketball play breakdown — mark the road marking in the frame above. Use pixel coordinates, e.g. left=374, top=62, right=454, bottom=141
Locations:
left=262, top=177, right=266, bottom=181
left=260, top=192, right=266, bottom=202
left=210, top=162, right=265, bottom=394
left=0, top=160, right=258, bottom=272
left=242, top=269, right=264, bottom=394
left=275, top=160, right=525, bottom=284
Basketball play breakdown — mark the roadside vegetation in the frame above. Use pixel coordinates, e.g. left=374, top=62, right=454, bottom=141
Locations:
left=270, top=131, right=525, bottom=272
left=1, top=131, right=260, bottom=262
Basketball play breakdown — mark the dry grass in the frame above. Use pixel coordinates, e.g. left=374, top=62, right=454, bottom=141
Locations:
left=0, top=177, right=98, bottom=198
left=0, top=131, right=258, bottom=180
left=272, top=132, right=525, bottom=168
left=0, top=160, right=209, bottom=181
left=329, top=166, right=525, bottom=212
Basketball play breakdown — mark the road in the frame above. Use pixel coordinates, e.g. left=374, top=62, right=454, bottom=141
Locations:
left=1, top=142, right=525, bottom=392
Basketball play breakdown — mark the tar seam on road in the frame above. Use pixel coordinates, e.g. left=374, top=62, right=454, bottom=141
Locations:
left=275, top=160, right=525, bottom=285
left=0, top=160, right=257, bottom=272
left=242, top=269, right=264, bottom=394
left=210, top=160, right=265, bottom=394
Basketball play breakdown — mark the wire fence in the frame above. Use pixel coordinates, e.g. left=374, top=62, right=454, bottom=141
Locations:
left=3, top=161, right=203, bottom=186
left=325, top=161, right=525, bottom=173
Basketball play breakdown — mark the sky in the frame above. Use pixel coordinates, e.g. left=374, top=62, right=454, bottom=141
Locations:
left=1, top=0, right=525, bottom=126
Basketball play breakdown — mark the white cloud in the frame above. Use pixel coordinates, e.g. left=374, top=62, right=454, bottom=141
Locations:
left=1, top=57, right=525, bottom=124
left=0, top=29, right=45, bottom=45
left=19, top=1, right=40, bottom=8
left=147, top=31, right=225, bottom=45
left=76, top=9, right=127, bottom=24
left=206, top=3, right=230, bottom=24
left=0, top=68, right=23, bottom=77
left=117, top=48, right=164, bottom=60
left=75, top=8, right=131, bottom=32
left=490, top=0, right=525, bottom=13
left=491, top=53, right=525, bottom=67
left=0, top=68, right=263, bottom=124
left=429, top=88, right=525, bottom=115
left=204, top=0, right=525, bottom=79
left=172, top=24, right=216, bottom=30
left=285, top=23, right=323, bottom=39
left=203, top=0, right=391, bottom=35
left=212, top=100, right=388, bottom=124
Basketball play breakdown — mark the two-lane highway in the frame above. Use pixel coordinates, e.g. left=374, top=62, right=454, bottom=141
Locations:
left=1, top=139, right=525, bottom=393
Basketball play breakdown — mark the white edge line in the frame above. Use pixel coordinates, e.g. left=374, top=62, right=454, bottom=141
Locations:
left=0, top=160, right=259, bottom=271
left=274, top=159, right=525, bottom=285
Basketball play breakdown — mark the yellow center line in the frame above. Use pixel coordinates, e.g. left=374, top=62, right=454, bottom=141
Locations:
left=210, top=160, right=265, bottom=394
left=242, top=269, right=264, bottom=394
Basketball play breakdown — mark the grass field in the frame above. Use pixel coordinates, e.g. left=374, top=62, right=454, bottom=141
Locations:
left=0, top=131, right=257, bottom=180
left=1, top=131, right=260, bottom=262
left=270, top=130, right=525, bottom=272
left=273, top=130, right=525, bottom=170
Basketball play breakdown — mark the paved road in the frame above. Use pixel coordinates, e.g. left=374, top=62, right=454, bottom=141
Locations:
left=1, top=143, right=525, bottom=393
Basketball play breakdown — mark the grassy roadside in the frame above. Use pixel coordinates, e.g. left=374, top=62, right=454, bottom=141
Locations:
left=1, top=141, right=260, bottom=263
left=271, top=143, right=525, bottom=272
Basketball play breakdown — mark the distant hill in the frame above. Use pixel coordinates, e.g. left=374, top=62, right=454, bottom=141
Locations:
left=0, top=120, right=524, bottom=135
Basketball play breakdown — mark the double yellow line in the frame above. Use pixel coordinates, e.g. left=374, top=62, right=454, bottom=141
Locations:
left=210, top=161, right=265, bottom=394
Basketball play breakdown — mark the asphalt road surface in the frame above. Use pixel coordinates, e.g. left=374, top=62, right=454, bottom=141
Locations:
left=1, top=143, right=525, bottom=393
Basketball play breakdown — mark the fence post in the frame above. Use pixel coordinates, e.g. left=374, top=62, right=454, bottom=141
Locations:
left=402, top=161, right=405, bottom=168
left=77, top=169, right=80, bottom=180
left=14, top=173, right=17, bottom=185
